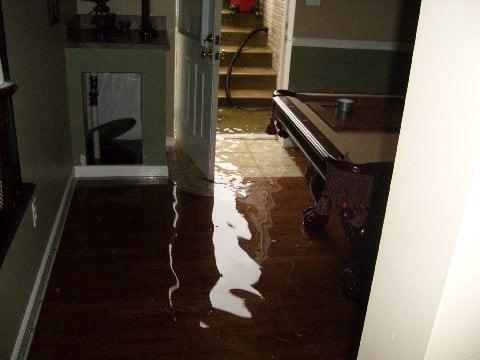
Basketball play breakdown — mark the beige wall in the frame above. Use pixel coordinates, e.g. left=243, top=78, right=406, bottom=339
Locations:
left=76, top=0, right=176, bottom=138
left=0, top=0, right=75, bottom=358
left=359, top=1, right=480, bottom=358
left=424, top=160, right=480, bottom=359
left=259, top=0, right=286, bottom=73
left=293, top=0, right=420, bottom=43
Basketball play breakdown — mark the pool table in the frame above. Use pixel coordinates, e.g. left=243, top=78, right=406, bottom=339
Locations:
left=270, top=89, right=405, bottom=299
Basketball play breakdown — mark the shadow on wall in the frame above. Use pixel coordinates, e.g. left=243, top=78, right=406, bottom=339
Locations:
left=395, top=0, right=422, bottom=43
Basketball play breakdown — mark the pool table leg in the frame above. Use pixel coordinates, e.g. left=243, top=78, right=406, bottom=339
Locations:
left=303, top=164, right=330, bottom=231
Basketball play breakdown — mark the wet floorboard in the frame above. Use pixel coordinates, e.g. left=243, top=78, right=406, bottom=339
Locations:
left=29, top=177, right=361, bottom=359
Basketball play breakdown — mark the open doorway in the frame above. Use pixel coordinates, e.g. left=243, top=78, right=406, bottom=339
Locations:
left=213, top=0, right=305, bottom=179
left=173, top=0, right=299, bottom=182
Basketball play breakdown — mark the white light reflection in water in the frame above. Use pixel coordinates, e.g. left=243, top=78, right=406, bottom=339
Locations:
left=209, top=183, right=263, bottom=318
left=168, top=184, right=180, bottom=320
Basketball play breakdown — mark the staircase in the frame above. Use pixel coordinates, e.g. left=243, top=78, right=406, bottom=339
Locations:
left=219, top=1, right=276, bottom=107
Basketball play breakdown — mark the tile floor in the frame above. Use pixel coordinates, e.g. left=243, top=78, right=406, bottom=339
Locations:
left=215, top=137, right=305, bottom=178
left=216, top=107, right=272, bottom=134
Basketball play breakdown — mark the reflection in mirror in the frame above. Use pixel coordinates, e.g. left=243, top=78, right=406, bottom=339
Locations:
left=83, top=72, right=143, bottom=165
left=168, top=184, right=180, bottom=320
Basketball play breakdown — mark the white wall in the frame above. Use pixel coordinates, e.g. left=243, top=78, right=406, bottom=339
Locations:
left=0, top=0, right=75, bottom=358
left=359, top=1, right=480, bottom=359
left=425, top=161, right=480, bottom=359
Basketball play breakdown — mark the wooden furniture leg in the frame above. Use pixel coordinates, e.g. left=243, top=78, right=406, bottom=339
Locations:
left=303, top=164, right=330, bottom=231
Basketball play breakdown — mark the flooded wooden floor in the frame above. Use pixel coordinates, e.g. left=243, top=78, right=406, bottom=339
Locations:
left=28, top=173, right=363, bottom=359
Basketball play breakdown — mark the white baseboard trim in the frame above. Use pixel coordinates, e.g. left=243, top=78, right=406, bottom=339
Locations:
left=292, top=37, right=414, bottom=52
left=11, top=170, right=76, bottom=360
left=217, top=133, right=277, bottom=140
left=74, top=165, right=169, bottom=178
left=166, top=137, right=175, bottom=149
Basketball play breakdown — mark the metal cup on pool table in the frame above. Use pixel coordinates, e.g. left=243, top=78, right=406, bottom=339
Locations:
left=336, top=98, right=354, bottom=113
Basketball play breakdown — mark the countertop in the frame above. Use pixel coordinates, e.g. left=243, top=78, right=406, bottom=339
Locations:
left=65, top=29, right=170, bottom=50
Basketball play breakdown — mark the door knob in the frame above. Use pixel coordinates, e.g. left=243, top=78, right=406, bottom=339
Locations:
left=201, top=49, right=214, bottom=59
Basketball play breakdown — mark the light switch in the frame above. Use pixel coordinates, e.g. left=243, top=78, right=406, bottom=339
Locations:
left=306, top=0, right=321, bottom=5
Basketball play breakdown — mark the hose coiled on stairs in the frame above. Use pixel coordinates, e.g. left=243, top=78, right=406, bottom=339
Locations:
left=225, top=27, right=269, bottom=111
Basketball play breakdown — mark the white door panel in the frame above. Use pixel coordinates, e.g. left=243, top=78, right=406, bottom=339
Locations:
left=176, top=0, right=221, bottom=180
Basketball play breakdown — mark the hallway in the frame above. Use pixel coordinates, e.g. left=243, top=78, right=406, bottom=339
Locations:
left=28, top=175, right=362, bottom=359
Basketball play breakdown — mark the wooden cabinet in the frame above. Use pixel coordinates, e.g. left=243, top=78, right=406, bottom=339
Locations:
left=0, top=1, right=34, bottom=265
left=0, top=82, right=19, bottom=218
left=0, top=79, right=35, bottom=265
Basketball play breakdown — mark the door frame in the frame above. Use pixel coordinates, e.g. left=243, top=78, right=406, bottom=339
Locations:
left=277, top=0, right=296, bottom=89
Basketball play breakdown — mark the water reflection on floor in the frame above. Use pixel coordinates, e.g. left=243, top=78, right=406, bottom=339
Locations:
left=168, top=137, right=307, bottom=198
left=30, top=146, right=357, bottom=359
left=216, top=136, right=305, bottom=178
left=167, top=136, right=306, bottom=318
left=209, top=183, right=263, bottom=318
left=217, top=106, right=272, bottom=134
left=167, top=137, right=307, bottom=320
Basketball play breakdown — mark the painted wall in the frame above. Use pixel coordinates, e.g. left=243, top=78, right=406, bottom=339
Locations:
left=76, top=0, right=176, bottom=139
left=289, top=0, right=420, bottom=94
left=65, top=48, right=167, bottom=166
left=289, top=47, right=412, bottom=94
left=0, top=0, right=75, bottom=358
left=359, top=1, right=480, bottom=358
left=293, top=0, right=419, bottom=42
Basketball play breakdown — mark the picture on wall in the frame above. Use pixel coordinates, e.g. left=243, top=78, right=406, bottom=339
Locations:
left=47, top=0, right=60, bottom=25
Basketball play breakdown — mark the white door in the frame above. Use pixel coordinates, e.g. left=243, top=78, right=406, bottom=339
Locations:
left=175, top=0, right=221, bottom=180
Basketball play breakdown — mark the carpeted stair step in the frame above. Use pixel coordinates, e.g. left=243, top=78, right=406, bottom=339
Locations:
left=221, top=9, right=263, bottom=28
left=219, top=66, right=276, bottom=90
left=221, top=26, right=268, bottom=47
left=218, top=89, right=273, bottom=107
left=220, top=45, right=272, bottom=67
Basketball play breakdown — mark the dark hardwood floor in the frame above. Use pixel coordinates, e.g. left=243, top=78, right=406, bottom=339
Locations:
left=29, top=176, right=362, bottom=359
